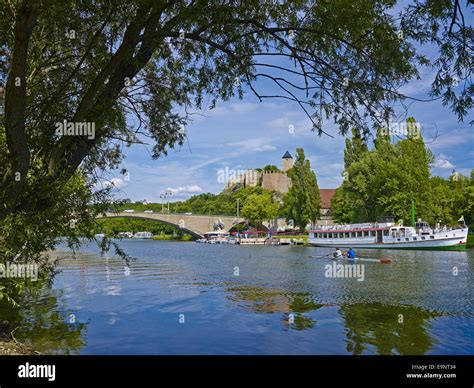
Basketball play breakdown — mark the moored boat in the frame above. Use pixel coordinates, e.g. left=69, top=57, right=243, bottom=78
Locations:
left=308, top=218, right=468, bottom=251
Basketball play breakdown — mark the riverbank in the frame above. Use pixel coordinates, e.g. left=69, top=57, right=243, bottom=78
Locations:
left=152, top=234, right=193, bottom=241
left=0, top=321, right=38, bottom=355
left=467, top=234, right=474, bottom=248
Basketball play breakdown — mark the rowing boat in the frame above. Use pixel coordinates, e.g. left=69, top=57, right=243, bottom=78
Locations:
left=333, top=257, right=392, bottom=264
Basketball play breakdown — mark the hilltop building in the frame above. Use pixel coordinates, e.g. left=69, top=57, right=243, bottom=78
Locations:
left=225, top=151, right=336, bottom=215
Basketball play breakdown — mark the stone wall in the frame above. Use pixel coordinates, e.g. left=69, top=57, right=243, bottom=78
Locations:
left=261, top=171, right=292, bottom=194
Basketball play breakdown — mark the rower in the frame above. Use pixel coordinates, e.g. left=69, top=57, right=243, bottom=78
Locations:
left=347, top=247, right=356, bottom=261
left=333, top=248, right=343, bottom=260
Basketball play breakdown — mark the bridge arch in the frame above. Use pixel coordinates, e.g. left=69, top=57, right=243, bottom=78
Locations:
left=96, top=214, right=204, bottom=239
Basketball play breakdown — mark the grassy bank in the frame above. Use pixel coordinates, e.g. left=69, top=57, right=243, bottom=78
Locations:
left=152, top=234, right=194, bottom=241
left=275, top=235, right=308, bottom=244
left=467, top=234, right=474, bottom=248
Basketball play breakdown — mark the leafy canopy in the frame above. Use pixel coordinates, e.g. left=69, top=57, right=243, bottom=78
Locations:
left=1, top=0, right=472, bottom=260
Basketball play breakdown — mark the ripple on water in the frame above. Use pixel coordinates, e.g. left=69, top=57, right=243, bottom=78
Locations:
left=15, top=241, right=474, bottom=355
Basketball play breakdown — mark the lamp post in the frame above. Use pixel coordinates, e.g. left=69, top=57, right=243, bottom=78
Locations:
left=160, top=189, right=173, bottom=213
left=159, top=193, right=165, bottom=212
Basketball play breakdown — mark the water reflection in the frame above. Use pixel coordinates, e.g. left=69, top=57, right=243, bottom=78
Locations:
left=224, top=283, right=445, bottom=354
left=0, top=276, right=87, bottom=355
left=1, top=240, right=471, bottom=355
left=226, top=284, right=324, bottom=330
left=340, top=303, right=441, bottom=355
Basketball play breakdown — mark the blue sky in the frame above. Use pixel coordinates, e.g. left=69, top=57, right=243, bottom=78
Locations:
left=99, top=27, right=473, bottom=204
left=102, top=80, right=473, bottom=204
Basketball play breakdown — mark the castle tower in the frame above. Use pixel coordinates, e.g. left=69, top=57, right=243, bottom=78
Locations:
left=282, top=150, right=293, bottom=172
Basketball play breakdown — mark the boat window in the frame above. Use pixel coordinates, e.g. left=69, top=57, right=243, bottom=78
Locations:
left=405, top=238, right=409, bottom=241
left=397, top=238, right=401, bottom=242
left=421, top=236, right=425, bottom=240
left=430, top=235, right=435, bottom=239
left=413, top=237, right=417, bottom=240
left=383, top=230, right=389, bottom=236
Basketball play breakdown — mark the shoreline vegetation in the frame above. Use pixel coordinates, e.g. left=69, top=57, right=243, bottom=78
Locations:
left=468, top=234, right=474, bottom=248
left=0, top=322, right=38, bottom=355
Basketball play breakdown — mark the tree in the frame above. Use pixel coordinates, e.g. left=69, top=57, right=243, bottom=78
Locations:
left=335, top=136, right=473, bottom=226
left=262, top=165, right=280, bottom=172
left=332, top=128, right=371, bottom=223
left=1, top=0, right=472, bottom=260
left=241, top=191, right=279, bottom=226
left=429, top=170, right=474, bottom=225
left=344, top=128, right=369, bottom=168
left=283, top=148, right=320, bottom=230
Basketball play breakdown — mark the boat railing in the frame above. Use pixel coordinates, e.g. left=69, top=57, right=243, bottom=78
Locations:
left=312, top=222, right=393, bottom=231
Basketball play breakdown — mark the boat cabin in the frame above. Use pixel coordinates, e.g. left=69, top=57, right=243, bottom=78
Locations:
left=204, top=230, right=230, bottom=241
left=388, top=226, right=416, bottom=238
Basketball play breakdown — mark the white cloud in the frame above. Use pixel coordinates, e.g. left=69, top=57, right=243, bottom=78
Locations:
left=433, top=154, right=455, bottom=169
left=166, top=185, right=203, bottom=195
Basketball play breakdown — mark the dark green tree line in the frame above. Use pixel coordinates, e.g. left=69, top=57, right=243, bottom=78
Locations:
left=332, top=118, right=473, bottom=225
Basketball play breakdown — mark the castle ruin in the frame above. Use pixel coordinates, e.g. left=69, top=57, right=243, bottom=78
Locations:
left=225, top=151, right=336, bottom=216
left=225, top=151, right=293, bottom=195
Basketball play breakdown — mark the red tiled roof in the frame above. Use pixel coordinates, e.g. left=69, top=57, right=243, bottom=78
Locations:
left=319, top=188, right=336, bottom=209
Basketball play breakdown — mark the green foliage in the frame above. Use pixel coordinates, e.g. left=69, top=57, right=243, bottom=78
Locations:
left=262, top=165, right=280, bottom=172
left=1, top=0, right=471, bottom=263
left=429, top=172, right=474, bottom=225
left=241, top=191, right=279, bottom=225
left=0, top=272, right=87, bottom=354
left=119, top=186, right=272, bottom=216
left=0, top=171, right=111, bottom=262
left=283, top=148, right=321, bottom=230
left=332, top=118, right=473, bottom=225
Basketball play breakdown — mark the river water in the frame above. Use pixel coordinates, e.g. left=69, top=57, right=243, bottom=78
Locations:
left=8, top=239, right=474, bottom=355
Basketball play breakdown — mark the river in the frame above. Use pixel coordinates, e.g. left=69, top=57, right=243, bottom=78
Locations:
left=6, top=239, right=474, bottom=355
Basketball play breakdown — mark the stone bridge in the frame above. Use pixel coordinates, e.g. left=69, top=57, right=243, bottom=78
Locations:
left=97, top=212, right=290, bottom=238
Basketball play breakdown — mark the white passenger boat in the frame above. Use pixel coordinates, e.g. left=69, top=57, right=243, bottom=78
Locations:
left=203, top=230, right=231, bottom=244
left=308, top=218, right=468, bottom=251
left=133, top=231, right=153, bottom=239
